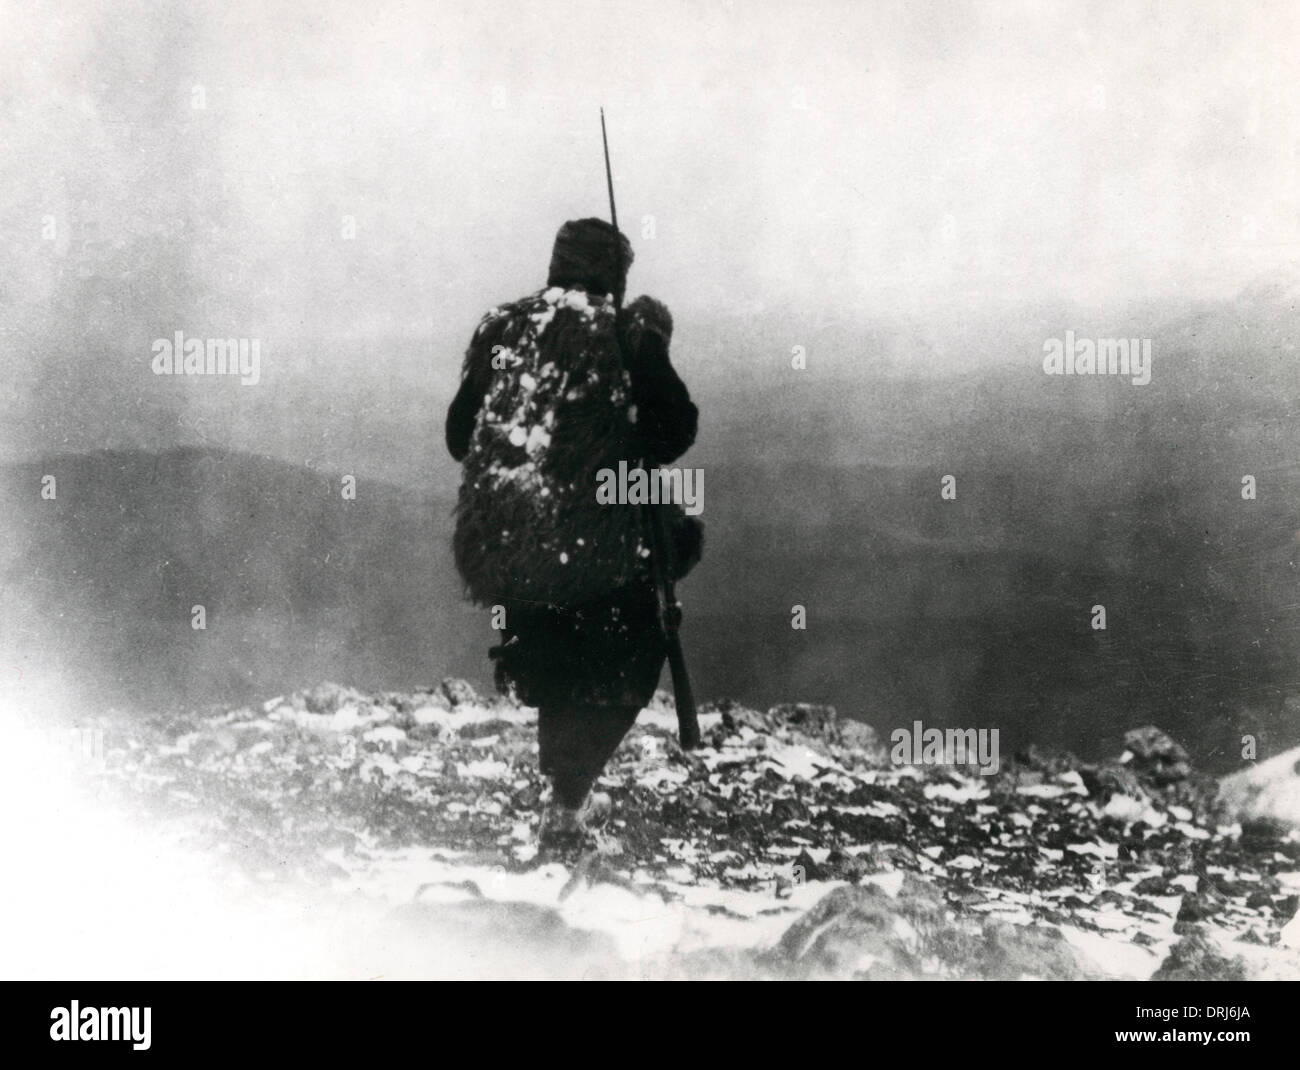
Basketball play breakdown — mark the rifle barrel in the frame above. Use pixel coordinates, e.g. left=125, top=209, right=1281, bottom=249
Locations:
left=597, top=107, right=700, bottom=750
left=599, top=108, right=622, bottom=307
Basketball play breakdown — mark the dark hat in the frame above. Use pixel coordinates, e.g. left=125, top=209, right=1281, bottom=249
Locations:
left=547, top=217, right=634, bottom=297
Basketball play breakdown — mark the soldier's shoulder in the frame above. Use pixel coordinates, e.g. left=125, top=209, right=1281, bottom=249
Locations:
left=625, top=294, right=673, bottom=341
left=473, top=298, right=519, bottom=335
left=475, top=290, right=562, bottom=334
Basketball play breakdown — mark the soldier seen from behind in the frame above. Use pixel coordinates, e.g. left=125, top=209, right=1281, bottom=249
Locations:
left=446, top=218, right=701, bottom=850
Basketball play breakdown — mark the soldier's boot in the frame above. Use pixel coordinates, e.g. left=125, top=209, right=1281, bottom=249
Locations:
left=538, top=788, right=611, bottom=849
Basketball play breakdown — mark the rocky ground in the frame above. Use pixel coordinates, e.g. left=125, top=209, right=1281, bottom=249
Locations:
left=61, top=681, right=1300, bottom=980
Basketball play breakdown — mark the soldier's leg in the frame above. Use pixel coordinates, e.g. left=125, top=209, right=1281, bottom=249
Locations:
left=538, top=704, right=640, bottom=808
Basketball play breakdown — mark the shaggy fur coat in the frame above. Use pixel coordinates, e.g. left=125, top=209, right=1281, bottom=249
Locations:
left=446, top=286, right=699, bottom=709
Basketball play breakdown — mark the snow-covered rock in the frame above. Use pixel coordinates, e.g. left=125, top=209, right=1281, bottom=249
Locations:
left=1218, top=745, right=1300, bottom=829
left=32, top=682, right=1299, bottom=980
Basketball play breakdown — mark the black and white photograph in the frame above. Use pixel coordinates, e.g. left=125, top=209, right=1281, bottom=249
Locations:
left=1, top=0, right=1298, bottom=1019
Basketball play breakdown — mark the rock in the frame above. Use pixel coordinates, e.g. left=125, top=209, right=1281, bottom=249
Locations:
left=1151, top=930, right=1247, bottom=981
left=439, top=678, right=481, bottom=708
left=837, top=719, right=881, bottom=755
left=510, top=783, right=541, bottom=811
left=93, top=675, right=1300, bottom=980
left=1079, top=761, right=1148, bottom=802
left=1102, top=791, right=1158, bottom=825
left=382, top=898, right=623, bottom=979
left=771, top=878, right=945, bottom=979
left=1241, top=817, right=1287, bottom=847
left=973, top=921, right=1091, bottom=981
left=829, top=850, right=875, bottom=883
left=862, top=843, right=918, bottom=871
left=710, top=700, right=767, bottom=734
left=1121, top=726, right=1192, bottom=786
left=387, top=705, right=419, bottom=730
left=1282, top=909, right=1300, bottom=950
left=764, top=703, right=885, bottom=759
left=1158, top=921, right=1300, bottom=980
left=768, top=796, right=810, bottom=824
left=769, top=875, right=1093, bottom=980
left=297, top=681, right=363, bottom=715
left=1218, top=747, right=1300, bottom=830
left=790, top=848, right=828, bottom=882
left=1013, top=744, right=1081, bottom=776
left=767, top=703, right=838, bottom=737
left=1202, top=874, right=1250, bottom=897
left=384, top=688, right=437, bottom=714
left=690, top=794, right=719, bottom=818
left=1176, top=893, right=1224, bottom=924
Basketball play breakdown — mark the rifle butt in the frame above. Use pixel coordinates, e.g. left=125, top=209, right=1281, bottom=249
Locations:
left=667, top=635, right=699, bottom=750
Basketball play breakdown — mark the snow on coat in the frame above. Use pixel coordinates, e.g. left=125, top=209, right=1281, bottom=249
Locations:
left=452, top=285, right=650, bottom=608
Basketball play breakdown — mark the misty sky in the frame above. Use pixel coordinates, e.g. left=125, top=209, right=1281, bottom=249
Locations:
left=2, top=0, right=1299, bottom=470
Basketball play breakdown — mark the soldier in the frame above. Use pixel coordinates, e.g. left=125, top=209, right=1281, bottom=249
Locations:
left=446, top=217, right=700, bottom=848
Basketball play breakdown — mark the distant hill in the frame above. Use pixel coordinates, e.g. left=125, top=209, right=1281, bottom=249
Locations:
left=680, top=297, right=1300, bottom=767
left=0, top=447, right=482, bottom=715
left=4, top=285, right=1300, bottom=772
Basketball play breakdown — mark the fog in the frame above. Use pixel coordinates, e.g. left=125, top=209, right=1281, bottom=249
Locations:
left=4, top=0, right=1300, bottom=461
left=2, top=0, right=1299, bottom=769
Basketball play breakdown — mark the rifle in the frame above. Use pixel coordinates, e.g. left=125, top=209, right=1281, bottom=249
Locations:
left=600, top=108, right=701, bottom=751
